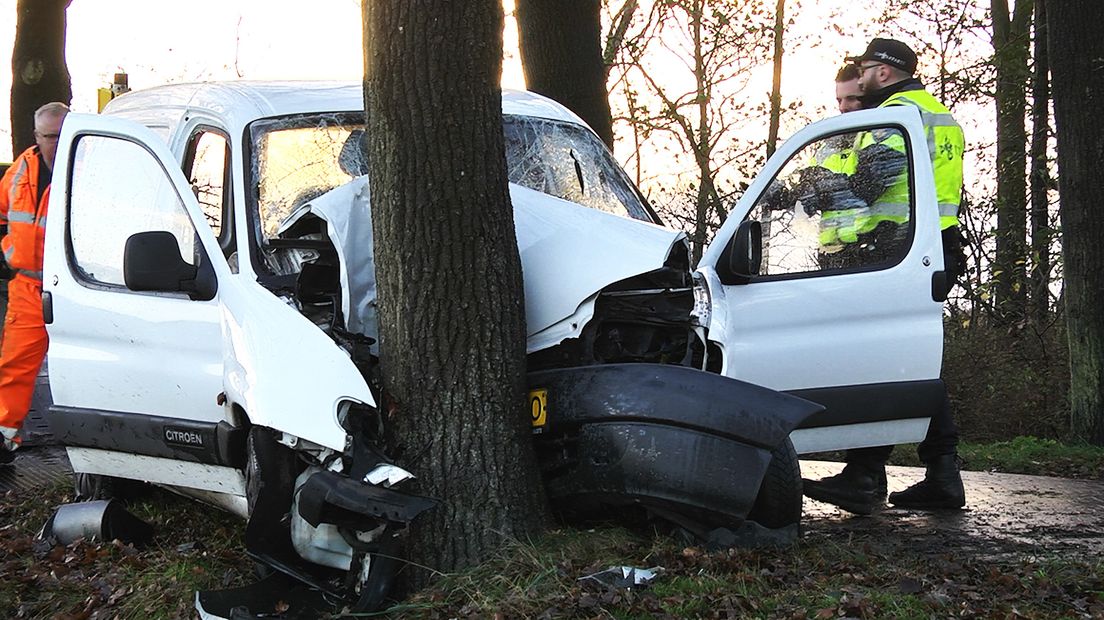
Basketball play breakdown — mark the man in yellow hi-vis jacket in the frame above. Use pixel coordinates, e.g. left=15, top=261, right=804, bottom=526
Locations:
left=803, top=38, right=968, bottom=514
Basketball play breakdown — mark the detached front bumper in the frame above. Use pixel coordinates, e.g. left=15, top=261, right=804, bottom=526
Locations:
left=528, top=363, right=822, bottom=527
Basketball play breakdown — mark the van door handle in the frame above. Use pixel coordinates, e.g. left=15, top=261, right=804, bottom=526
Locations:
left=42, top=291, right=53, bottom=324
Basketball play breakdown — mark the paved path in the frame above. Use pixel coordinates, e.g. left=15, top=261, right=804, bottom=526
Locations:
left=801, top=461, right=1104, bottom=559
left=0, top=367, right=67, bottom=493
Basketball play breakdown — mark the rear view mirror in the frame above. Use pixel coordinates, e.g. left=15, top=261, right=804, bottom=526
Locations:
left=124, top=231, right=216, bottom=300
left=716, top=220, right=762, bottom=285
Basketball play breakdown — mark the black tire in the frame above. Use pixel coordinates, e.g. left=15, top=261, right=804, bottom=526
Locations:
left=73, top=472, right=149, bottom=502
left=746, top=437, right=802, bottom=529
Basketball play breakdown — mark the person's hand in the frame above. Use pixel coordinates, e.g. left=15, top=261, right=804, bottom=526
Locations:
left=760, top=179, right=794, bottom=211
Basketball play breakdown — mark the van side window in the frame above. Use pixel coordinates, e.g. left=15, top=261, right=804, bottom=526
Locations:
left=183, top=129, right=232, bottom=255
left=745, top=126, right=912, bottom=276
left=68, top=135, right=200, bottom=288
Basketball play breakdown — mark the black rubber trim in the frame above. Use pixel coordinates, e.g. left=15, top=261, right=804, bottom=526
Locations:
left=527, top=363, right=823, bottom=450
left=789, top=379, right=944, bottom=429
left=527, top=364, right=822, bottom=528
left=537, top=420, right=773, bottom=526
left=47, top=405, right=245, bottom=468
left=297, top=470, right=438, bottom=529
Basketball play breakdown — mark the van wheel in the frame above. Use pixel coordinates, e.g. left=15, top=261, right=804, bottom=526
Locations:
left=746, top=437, right=802, bottom=529
left=73, top=473, right=146, bottom=502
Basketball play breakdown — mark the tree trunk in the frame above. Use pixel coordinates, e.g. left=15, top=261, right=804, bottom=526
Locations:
left=991, top=0, right=1032, bottom=324
left=361, top=0, right=550, bottom=587
left=1027, top=0, right=1051, bottom=326
left=603, top=0, right=639, bottom=75
left=765, top=0, right=785, bottom=158
left=10, top=0, right=71, bottom=155
left=516, top=0, right=615, bottom=147
left=691, top=0, right=711, bottom=264
left=1048, top=0, right=1104, bottom=445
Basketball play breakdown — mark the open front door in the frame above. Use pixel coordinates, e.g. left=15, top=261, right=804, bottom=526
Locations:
left=43, top=113, right=239, bottom=485
left=699, top=107, right=946, bottom=453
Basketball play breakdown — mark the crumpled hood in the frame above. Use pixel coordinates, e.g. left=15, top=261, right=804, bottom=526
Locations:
left=510, top=183, right=686, bottom=338
left=280, top=179, right=685, bottom=350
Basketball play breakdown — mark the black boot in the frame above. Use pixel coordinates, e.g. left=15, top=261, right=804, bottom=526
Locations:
left=0, top=443, right=14, bottom=465
left=888, top=454, right=965, bottom=510
left=803, top=462, right=887, bottom=515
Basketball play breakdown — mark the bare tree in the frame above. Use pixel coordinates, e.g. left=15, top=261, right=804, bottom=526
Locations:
left=990, top=0, right=1033, bottom=324
left=765, top=0, right=785, bottom=158
left=1027, top=0, right=1054, bottom=327
left=609, top=0, right=773, bottom=261
left=361, top=0, right=549, bottom=586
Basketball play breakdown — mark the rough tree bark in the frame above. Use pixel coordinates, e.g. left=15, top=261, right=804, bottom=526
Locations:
left=361, top=0, right=550, bottom=586
left=10, top=0, right=71, bottom=155
left=1048, top=0, right=1104, bottom=445
left=516, top=0, right=615, bottom=147
left=1027, top=0, right=1051, bottom=326
left=991, top=0, right=1033, bottom=324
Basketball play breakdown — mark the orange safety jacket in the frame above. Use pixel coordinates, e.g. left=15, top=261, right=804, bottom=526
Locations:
left=0, top=146, right=51, bottom=281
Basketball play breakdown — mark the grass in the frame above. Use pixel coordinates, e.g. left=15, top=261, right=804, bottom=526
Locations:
left=3, top=471, right=1103, bottom=618
left=889, top=436, right=1104, bottom=478
left=808, top=436, right=1104, bottom=479
left=384, top=526, right=1104, bottom=619
left=0, top=480, right=252, bottom=619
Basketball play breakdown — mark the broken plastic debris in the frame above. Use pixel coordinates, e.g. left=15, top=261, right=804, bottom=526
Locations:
left=363, top=464, right=415, bottom=487
left=578, top=565, right=664, bottom=588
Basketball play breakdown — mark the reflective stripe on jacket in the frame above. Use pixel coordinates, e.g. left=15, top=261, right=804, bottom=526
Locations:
left=0, top=146, right=50, bottom=281
left=854, top=88, right=965, bottom=233
left=809, top=135, right=864, bottom=248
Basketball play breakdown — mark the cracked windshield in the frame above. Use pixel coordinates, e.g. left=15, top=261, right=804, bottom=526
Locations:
left=251, top=113, right=653, bottom=240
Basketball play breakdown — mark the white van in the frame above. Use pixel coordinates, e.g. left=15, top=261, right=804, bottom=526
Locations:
left=42, top=82, right=947, bottom=610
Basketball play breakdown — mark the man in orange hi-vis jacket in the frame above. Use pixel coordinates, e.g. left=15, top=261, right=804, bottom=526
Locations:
left=0, top=102, right=68, bottom=463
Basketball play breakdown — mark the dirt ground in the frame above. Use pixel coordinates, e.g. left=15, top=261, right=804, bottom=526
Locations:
left=2, top=451, right=1103, bottom=619
left=801, top=461, right=1104, bottom=559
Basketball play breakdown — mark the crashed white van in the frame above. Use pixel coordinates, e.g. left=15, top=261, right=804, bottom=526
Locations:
left=42, top=82, right=948, bottom=610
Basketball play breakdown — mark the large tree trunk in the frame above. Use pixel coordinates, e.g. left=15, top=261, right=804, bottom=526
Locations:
left=361, top=0, right=550, bottom=587
left=10, top=0, right=71, bottom=155
left=991, top=0, right=1032, bottom=324
left=1027, top=0, right=1051, bottom=327
left=516, top=0, right=615, bottom=147
left=1049, top=0, right=1104, bottom=445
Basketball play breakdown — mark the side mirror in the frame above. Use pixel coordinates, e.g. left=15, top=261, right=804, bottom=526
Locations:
left=124, top=231, right=217, bottom=301
left=716, top=220, right=762, bottom=285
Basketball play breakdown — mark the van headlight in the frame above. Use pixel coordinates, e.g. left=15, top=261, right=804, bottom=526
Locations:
left=690, top=272, right=711, bottom=329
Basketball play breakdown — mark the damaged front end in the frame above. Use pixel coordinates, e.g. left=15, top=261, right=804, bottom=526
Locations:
left=198, top=406, right=437, bottom=618
left=527, top=247, right=707, bottom=372
left=529, top=364, right=821, bottom=541
left=224, top=109, right=821, bottom=614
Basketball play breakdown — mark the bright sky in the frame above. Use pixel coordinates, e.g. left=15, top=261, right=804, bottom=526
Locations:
left=1, top=0, right=520, bottom=160
left=0, top=0, right=862, bottom=162
left=1, top=0, right=991, bottom=202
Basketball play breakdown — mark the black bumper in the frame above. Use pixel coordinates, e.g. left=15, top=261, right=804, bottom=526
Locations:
left=528, top=364, right=822, bottom=526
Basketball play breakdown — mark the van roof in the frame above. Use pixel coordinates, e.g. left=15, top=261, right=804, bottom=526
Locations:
left=102, top=81, right=589, bottom=138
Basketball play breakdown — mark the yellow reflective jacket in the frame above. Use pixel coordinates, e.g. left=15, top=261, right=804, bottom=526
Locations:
left=853, top=85, right=965, bottom=234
